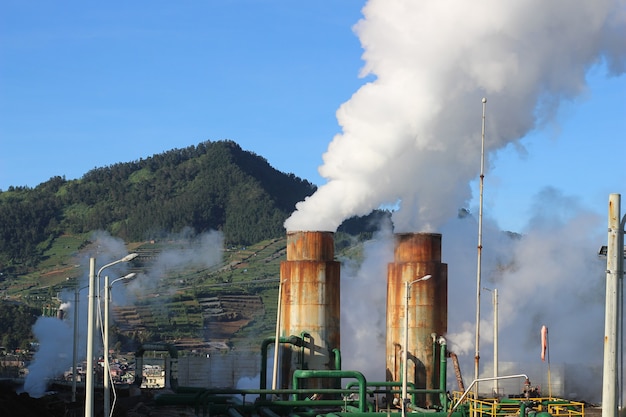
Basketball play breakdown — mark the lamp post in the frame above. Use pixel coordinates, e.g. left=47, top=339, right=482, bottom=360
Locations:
left=85, top=258, right=97, bottom=417
left=85, top=253, right=138, bottom=417
left=402, top=273, right=432, bottom=412
left=272, top=279, right=286, bottom=391
left=71, top=281, right=89, bottom=403
left=483, top=287, right=498, bottom=397
left=72, top=283, right=79, bottom=403
left=104, top=272, right=136, bottom=417
left=601, top=193, right=625, bottom=417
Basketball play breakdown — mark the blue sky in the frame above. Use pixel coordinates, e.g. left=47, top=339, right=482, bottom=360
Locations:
left=1, top=1, right=624, bottom=233
left=4, top=2, right=626, bottom=397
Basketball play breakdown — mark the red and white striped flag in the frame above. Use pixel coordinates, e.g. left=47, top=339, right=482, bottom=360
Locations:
left=541, top=325, right=548, bottom=362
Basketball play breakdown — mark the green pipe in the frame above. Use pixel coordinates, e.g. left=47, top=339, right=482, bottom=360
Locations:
left=317, top=411, right=463, bottom=417
left=260, top=335, right=305, bottom=397
left=345, top=403, right=374, bottom=413
left=300, top=331, right=312, bottom=368
left=258, top=406, right=282, bottom=417
left=345, top=380, right=415, bottom=390
left=438, top=336, right=448, bottom=409
left=332, top=348, right=342, bottom=389
left=227, top=407, right=245, bottom=417
left=403, top=335, right=447, bottom=411
left=292, top=369, right=367, bottom=412
left=332, top=348, right=341, bottom=371
left=345, top=380, right=416, bottom=403
left=431, top=332, right=438, bottom=402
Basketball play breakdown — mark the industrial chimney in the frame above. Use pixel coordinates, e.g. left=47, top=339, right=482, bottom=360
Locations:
left=386, top=233, right=447, bottom=407
left=279, top=231, right=340, bottom=389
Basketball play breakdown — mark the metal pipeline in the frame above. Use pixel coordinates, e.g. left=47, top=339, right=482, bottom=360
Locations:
left=227, top=406, right=245, bottom=417
left=318, top=412, right=460, bottom=417
left=260, top=335, right=305, bottom=397
left=403, top=335, right=447, bottom=411
left=345, top=380, right=416, bottom=408
left=431, top=333, right=438, bottom=399
left=437, top=336, right=448, bottom=410
left=299, top=331, right=313, bottom=370
left=292, top=369, right=367, bottom=412
left=447, top=351, right=465, bottom=392
left=258, top=406, right=282, bottom=417
left=332, top=348, right=342, bottom=371
left=260, top=336, right=343, bottom=396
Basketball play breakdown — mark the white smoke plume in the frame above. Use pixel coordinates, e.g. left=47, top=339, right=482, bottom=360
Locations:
left=23, top=229, right=224, bottom=397
left=340, top=218, right=394, bottom=382
left=23, top=317, right=74, bottom=397
left=285, top=0, right=626, bottom=233
left=296, top=0, right=624, bottom=401
left=336, top=188, right=608, bottom=401
left=120, top=228, right=224, bottom=303
left=443, top=188, right=607, bottom=399
left=23, top=231, right=137, bottom=397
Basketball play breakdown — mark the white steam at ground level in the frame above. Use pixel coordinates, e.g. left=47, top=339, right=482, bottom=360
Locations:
left=23, top=317, right=74, bottom=397
left=340, top=188, right=611, bottom=402
left=23, top=229, right=224, bottom=398
left=285, top=0, right=625, bottom=233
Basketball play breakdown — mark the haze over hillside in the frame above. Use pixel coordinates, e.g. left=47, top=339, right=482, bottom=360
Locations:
left=0, top=140, right=317, bottom=276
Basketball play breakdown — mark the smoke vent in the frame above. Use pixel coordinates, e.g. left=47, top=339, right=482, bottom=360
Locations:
left=386, top=233, right=447, bottom=406
left=279, top=231, right=340, bottom=388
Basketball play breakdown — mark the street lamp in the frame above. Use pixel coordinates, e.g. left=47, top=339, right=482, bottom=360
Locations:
left=601, top=193, right=625, bottom=417
left=272, top=279, right=286, bottom=391
left=70, top=280, right=89, bottom=403
left=483, top=287, right=498, bottom=397
left=402, top=273, right=432, bottom=412
left=104, top=272, right=136, bottom=417
left=85, top=253, right=137, bottom=417
left=85, top=258, right=97, bottom=417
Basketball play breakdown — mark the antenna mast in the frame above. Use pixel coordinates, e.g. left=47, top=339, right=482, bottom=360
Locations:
left=474, top=97, right=487, bottom=401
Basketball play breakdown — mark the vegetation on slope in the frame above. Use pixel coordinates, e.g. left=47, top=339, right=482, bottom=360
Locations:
left=0, top=140, right=316, bottom=278
left=0, top=139, right=389, bottom=352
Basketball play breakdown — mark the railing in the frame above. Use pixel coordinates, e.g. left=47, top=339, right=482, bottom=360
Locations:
left=449, top=395, right=585, bottom=417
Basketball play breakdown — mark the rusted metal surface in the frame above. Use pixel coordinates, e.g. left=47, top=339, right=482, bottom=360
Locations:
left=279, top=232, right=340, bottom=389
left=386, top=233, right=447, bottom=407
left=285, top=231, right=335, bottom=261
left=393, top=233, right=442, bottom=263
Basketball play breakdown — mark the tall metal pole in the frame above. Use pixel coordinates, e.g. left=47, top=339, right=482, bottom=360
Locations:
left=602, top=193, right=623, bottom=417
left=104, top=276, right=111, bottom=417
left=493, top=288, right=498, bottom=397
left=85, top=258, right=96, bottom=417
left=402, top=274, right=431, bottom=413
left=474, top=97, right=487, bottom=401
left=72, top=284, right=79, bottom=403
left=272, top=280, right=285, bottom=390
left=484, top=287, right=498, bottom=397
left=402, top=280, right=410, bottom=413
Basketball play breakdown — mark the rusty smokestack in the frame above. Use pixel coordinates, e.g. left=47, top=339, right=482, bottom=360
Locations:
left=279, top=231, right=340, bottom=389
left=386, top=233, right=447, bottom=407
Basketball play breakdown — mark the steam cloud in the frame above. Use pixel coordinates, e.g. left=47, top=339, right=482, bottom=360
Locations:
left=24, top=229, right=224, bottom=397
left=340, top=188, right=608, bottom=400
left=23, top=317, right=74, bottom=397
left=285, top=0, right=625, bottom=233
left=328, top=0, right=624, bottom=402
left=21, top=0, right=625, bottom=402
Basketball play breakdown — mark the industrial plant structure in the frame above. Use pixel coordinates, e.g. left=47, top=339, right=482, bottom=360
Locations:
left=150, top=231, right=584, bottom=417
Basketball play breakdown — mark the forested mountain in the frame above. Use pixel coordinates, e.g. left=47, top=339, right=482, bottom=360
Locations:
left=0, top=140, right=316, bottom=275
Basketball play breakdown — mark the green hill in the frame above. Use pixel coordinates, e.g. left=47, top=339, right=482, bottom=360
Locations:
left=0, top=140, right=315, bottom=277
left=0, top=140, right=388, bottom=352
